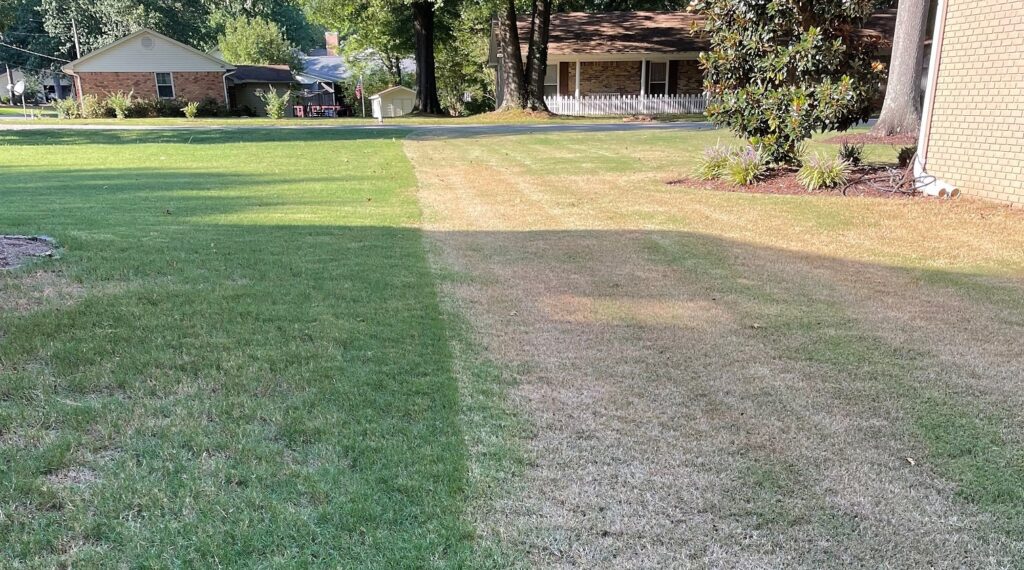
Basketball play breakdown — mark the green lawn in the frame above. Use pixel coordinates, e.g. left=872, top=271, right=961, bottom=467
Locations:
left=0, top=129, right=491, bottom=566
left=0, top=111, right=704, bottom=127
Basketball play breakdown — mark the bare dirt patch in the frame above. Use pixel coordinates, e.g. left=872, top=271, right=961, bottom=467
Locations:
left=45, top=467, right=100, bottom=487
left=1, top=235, right=57, bottom=269
left=667, top=166, right=928, bottom=199
left=824, top=132, right=917, bottom=146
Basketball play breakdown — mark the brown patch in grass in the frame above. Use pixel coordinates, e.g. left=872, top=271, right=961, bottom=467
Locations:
left=45, top=467, right=100, bottom=487
left=406, top=136, right=1020, bottom=566
left=0, top=269, right=85, bottom=314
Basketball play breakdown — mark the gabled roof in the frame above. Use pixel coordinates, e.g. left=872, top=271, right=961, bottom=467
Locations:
left=62, top=28, right=233, bottom=73
left=522, top=12, right=707, bottom=55
left=504, top=9, right=899, bottom=57
left=369, top=85, right=415, bottom=100
left=298, top=55, right=350, bottom=83
left=228, top=64, right=295, bottom=84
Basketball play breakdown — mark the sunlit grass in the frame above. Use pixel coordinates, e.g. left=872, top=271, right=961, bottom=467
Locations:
left=0, top=128, right=487, bottom=567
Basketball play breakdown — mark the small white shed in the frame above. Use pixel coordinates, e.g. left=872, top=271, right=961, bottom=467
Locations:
left=370, top=86, right=416, bottom=119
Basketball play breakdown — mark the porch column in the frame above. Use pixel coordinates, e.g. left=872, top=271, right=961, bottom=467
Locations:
left=639, top=58, right=647, bottom=97
left=574, top=60, right=581, bottom=98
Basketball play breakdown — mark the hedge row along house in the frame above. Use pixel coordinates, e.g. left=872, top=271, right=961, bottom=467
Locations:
left=60, top=29, right=349, bottom=117
left=489, top=10, right=897, bottom=117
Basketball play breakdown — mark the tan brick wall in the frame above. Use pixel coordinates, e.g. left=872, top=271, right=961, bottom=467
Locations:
left=564, top=59, right=702, bottom=96
left=926, top=0, right=1024, bottom=206
left=675, top=60, right=703, bottom=94
left=77, top=71, right=226, bottom=104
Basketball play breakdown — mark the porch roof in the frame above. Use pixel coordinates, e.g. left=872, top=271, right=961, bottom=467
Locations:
left=522, top=12, right=707, bottom=56
left=510, top=9, right=897, bottom=57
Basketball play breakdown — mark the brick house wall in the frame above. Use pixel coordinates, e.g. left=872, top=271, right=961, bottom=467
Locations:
left=924, top=0, right=1024, bottom=206
left=675, top=60, right=703, bottom=94
left=564, top=59, right=702, bottom=96
left=76, top=71, right=226, bottom=104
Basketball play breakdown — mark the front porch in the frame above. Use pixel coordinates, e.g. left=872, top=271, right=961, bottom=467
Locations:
left=541, top=56, right=706, bottom=116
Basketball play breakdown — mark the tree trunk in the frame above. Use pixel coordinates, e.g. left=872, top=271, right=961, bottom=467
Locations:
left=524, top=0, right=551, bottom=111
left=872, top=0, right=930, bottom=136
left=411, top=1, right=443, bottom=114
left=495, top=0, right=527, bottom=110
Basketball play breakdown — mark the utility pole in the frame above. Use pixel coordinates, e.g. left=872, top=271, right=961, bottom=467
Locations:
left=360, top=74, right=366, bottom=118
left=5, top=65, right=13, bottom=104
left=71, top=18, right=82, bottom=60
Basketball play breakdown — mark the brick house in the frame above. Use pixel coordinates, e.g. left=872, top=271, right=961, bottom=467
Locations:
left=915, top=0, right=1024, bottom=206
left=62, top=29, right=234, bottom=105
left=490, top=10, right=897, bottom=115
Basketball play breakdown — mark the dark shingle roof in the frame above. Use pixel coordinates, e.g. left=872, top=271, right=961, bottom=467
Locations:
left=513, top=9, right=898, bottom=56
left=228, top=65, right=295, bottom=84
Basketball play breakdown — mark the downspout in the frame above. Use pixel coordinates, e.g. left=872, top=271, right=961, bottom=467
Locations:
left=222, top=69, right=235, bottom=110
left=914, top=0, right=958, bottom=198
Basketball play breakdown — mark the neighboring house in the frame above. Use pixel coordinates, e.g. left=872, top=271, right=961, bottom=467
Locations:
left=222, top=32, right=352, bottom=117
left=62, top=29, right=234, bottom=104
left=226, top=64, right=296, bottom=116
left=2, top=67, right=73, bottom=102
left=489, top=10, right=897, bottom=115
left=370, top=86, right=415, bottom=119
left=915, top=0, right=1024, bottom=206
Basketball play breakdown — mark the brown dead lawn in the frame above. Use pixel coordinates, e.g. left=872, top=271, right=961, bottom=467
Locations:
left=406, top=129, right=1024, bottom=567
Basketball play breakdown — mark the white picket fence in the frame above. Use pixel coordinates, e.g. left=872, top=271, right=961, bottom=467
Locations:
left=544, top=93, right=710, bottom=117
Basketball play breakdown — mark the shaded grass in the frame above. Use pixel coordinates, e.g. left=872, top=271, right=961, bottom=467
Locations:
left=406, top=128, right=1024, bottom=564
left=0, top=128, right=495, bottom=566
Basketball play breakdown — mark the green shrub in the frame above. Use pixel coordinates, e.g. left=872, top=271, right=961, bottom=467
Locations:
left=898, top=145, right=917, bottom=168
left=695, top=0, right=883, bottom=164
left=725, top=146, right=767, bottom=186
left=105, top=91, right=133, bottom=119
left=182, top=101, right=200, bottom=119
left=53, top=97, right=80, bottom=119
left=80, top=94, right=108, bottom=119
left=196, top=97, right=228, bottom=117
left=258, top=85, right=291, bottom=119
left=695, top=143, right=734, bottom=180
left=838, top=142, right=864, bottom=166
left=797, top=153, right=850, bottom=191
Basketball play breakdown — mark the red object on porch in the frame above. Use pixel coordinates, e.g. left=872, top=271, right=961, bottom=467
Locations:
left=293, top=106, right=305, bottom=118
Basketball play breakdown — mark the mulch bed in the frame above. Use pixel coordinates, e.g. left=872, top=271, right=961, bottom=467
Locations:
left=0, top=235, right=58, bottom=269
left=824, top=132, right=917, bottom=146
left=667, top=165, right=923, bottom=199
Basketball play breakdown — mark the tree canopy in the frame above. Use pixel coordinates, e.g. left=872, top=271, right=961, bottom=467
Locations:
left=695, top=0, right=886, bottom=163
left=218, top=15, right=302, bottom=69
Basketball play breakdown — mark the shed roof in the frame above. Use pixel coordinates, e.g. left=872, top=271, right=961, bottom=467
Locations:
left=369, top=85, right=415, bottom=100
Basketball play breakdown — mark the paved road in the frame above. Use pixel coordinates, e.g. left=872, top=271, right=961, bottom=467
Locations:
left=0, top=119, right=717, bottom=137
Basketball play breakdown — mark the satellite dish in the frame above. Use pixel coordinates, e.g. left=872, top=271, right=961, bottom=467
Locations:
left=13, top=80, right=25, bottom=96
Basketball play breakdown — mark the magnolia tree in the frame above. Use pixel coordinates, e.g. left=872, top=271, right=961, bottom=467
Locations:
left=695, top=0, right=886, bottom=164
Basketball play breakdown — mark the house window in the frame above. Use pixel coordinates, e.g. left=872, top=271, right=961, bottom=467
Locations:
left=544, top=65, right=558, bottom=97
left=647, top=62, right=667, bottom=96
left=155, top=73, right=174, bottom=99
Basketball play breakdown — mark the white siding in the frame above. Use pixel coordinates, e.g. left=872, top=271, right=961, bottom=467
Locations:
left=370, top=87, right=416, bottom=118
left=74, top=32, right=229, bottom=73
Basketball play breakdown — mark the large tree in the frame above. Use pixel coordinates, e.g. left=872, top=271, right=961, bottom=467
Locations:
left=303, top=0, right=443, bottom=114
left=218, top=15, right=302, bottom=69
left=871, top=0, right=930, bottom=136
left=695, top=0, right=886, bottom=163
left=523, top=0, right=551, bottom=111
left=37, top=0, right=319, bottom=55
left=494, top=0, right=526, bottom=109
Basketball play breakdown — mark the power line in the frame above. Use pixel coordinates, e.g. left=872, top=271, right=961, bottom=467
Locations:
left=0, top=40, right=70, bottom=62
